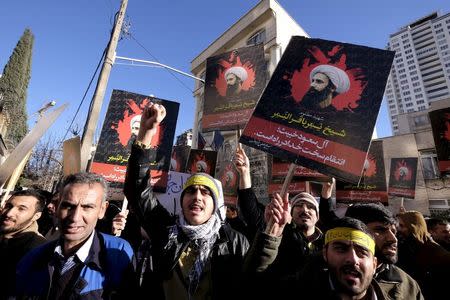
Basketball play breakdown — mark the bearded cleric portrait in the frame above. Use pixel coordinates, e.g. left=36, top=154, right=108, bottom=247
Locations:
left=302, top=64, right=350, bottom=110
left=240, top=37, right=395, bottom=184
left=224, top=66, right=248, bottom=96
left=90, top=89, right=179, bottom=193
left=202, top=44, right=266, bottom=131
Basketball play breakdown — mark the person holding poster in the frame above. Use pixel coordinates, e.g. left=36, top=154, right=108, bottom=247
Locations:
left=234, top=147, right=335, bottom=298
left=245, top=202, right=387, bottom=300
left=124, top=102, right=249, bottom=300
left=240, top=37, right=395, bottom=184
left=318, top=199, right=424, bottom=299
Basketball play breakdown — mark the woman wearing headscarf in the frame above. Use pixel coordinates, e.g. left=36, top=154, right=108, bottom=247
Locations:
left=397, top=211, right=450, bottom=299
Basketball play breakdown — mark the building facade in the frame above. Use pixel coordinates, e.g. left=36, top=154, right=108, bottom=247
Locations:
left=175, top=129, right=192, bottom=146
left=379, top=98, right=450, bottom=216
left=385, top=12, right=450, bottom=135
left=190, top=0, right=308, bottom=203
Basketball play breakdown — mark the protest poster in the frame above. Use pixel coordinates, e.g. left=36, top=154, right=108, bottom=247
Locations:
left=336, top=140, right=388, bottom=204
left=154, top=171, right=190, bottom=217
left=271, top=156, right=328, bottom=181
left=90, top=89, right=179, bottom=193
left=170, top=145, right=191, bottom=173
left=217, top=161, right=239, bottom=205
left=202, top=44, right=266, bottom=131
left=240, top=37, right=394, bottom=184
left=429, top=108, right=450, bottom=174
left=388, top=157, right=418, bottom=199
left=215, top=130, right=240, bottom=205
left=186, top=149, right=217, bottom=177
left=268, top=180, right=306, bottom=195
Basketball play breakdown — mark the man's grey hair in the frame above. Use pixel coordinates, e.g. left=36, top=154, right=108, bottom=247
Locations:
left=60, top=172, right=109, bottom=202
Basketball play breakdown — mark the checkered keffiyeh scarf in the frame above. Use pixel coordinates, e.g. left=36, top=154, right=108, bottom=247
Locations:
left=179, top=214, right=222, bottom=296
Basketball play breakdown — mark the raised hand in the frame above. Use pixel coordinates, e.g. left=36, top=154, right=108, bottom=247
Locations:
left=137, top=102, right=166, bottom=146
left=112, top=209, right=129, bottom=236
left=321, top=177, right=335, bottom=199
left=233, top=146, right=251, bottom=189
left=264, top=192, right=291, bottom=236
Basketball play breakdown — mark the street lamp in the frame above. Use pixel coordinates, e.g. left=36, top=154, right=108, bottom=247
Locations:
left=35, top=100, right=56, bottom=120
left=114, top=55, right=205, bottom=83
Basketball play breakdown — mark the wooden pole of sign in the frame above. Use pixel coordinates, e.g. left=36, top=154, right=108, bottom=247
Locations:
left=400, top=197, right=405, bottom=213
left=115, top=196, right=128, bottom=237
left=305, top=181, right=311, bottom=194
left=281, top=163, right=296, bottom=197
left=265, top=163, right=296, bottom=232
left=237, top=129, right=242, bottom=150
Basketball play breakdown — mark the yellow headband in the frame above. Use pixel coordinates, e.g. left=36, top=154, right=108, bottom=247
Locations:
left=183, top=174, right=219, bottom=201
left=325, top=227, right=376, bottom=255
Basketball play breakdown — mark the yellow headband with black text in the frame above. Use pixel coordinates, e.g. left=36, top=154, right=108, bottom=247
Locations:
left=183, top=174, right=219, bottom=201
left=325, top=227, right=376, bottom=255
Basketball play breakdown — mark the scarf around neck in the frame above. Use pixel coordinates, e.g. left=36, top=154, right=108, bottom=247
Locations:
left=179, top=213, right=222, bottom=296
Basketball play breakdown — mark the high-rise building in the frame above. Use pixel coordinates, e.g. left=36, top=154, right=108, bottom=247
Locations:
left=385, top=11, right=450, bottom=135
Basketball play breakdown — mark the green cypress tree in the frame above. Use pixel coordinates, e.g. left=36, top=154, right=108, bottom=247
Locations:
left=0, top=28, right=34, bottom=146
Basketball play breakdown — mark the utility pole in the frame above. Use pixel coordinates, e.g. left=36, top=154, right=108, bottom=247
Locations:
left=80, top=0, right=128, bottom=171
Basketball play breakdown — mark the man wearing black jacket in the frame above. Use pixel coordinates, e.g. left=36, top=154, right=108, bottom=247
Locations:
left=320, top=200, right=424, bottom=299
left=234, top=147, right=332, bottom=297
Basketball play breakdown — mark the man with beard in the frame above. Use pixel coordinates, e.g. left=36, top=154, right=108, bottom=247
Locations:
left=426, top=217, right=450, bottom=251
left=196, top=160, right=208, bottom=173
left=301, top=64, right=350, bottom=110
left=233, top=147, right=329, bottom=298
left=345, top=203, right=423, bottom=299
left=127, top=114, right=142, bottom=149
left=246, top=195, right=387, bottom=300
left=0, top=189, right=47, bottom=299
left=225, top=66, right=248, bottom=96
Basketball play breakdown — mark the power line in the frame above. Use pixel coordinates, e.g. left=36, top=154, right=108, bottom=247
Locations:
left=60, top=48, right=106, bottom=143
left=129, top=33, right=194, bottom=93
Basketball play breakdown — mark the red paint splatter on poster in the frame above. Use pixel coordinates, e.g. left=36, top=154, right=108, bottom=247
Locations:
left=288, top=46, right=367, bottom=111
left=214, top=51, right=256, bottom=97
left=112, top=98, right=162, bottom=147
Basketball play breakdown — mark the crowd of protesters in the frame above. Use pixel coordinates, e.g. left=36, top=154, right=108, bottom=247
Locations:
left=1, top=102, right=450, bottom=299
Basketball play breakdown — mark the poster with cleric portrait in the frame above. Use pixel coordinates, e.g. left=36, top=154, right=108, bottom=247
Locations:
left=202, top=44, right=266, bottom=131
left=388, top=157, right=418, bottom=199
left=90, top=89, right=179, bottom=193
left=429, top=108, right=450, bottom=174
left=336, top=140, right=388, bottom=204
left=186, top=149, right=217, bottom=177
left=240, top=37, right=394, bottom=184
left=271, top=156, right=329, bottom=181
left=170, top=145, right=191, bottom=173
